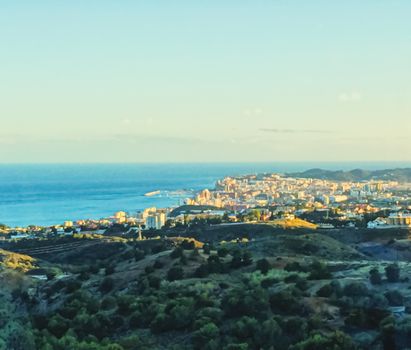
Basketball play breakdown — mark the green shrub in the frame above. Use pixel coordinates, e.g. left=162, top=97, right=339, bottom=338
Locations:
left=217, top=247, right=229, bottom=257
left=100, top=277, right=114, bottom=293
left=153, top=259, right=164, bottom=269
left=256, top=258, right=270, bottom=274
left=307, top=260, right=331, bottom=280
left=170, top=247, right=184, bottom=259
left=369, top=267, right=382, bottom=285
left=167, top=267, right=184, bottom=281
left=101, top=296, right=117, bottom=310
left=343, top=282, right=368, bottom=297
left=316, top=283, right=333, bottom=297
left=195, top=264, right=210, bottom=278
left=385, top=263, right=400, bottom=282
left=385, top=290, right=403, bottom=306
left=192, top=322, right=219, bottom=349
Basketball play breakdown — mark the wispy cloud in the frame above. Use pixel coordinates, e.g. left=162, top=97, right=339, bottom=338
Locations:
left=243, top=107, right=263, bottom=116
left=338, top=91, right=362, bottom=102
left=259, top=128, right=332, bottom=134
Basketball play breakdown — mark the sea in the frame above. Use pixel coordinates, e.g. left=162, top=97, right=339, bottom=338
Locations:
left=0, top=162, right=410, bottom=227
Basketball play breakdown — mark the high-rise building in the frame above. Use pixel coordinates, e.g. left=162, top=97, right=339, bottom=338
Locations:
left=114, top=211, right=127, bottom=224
left=145, top=212, right=166, bottom=230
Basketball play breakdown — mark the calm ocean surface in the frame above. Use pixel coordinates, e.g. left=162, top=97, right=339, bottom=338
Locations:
left=0, top=162, right=410, bottom=227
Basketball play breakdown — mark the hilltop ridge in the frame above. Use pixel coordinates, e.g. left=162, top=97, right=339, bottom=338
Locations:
left=286, top=168, right=411, bottom=182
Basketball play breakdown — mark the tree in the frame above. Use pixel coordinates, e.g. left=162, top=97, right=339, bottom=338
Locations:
left=256, top=258, right=271, bottom=274
left=170, top=247, right=184, bottom=259
left=153, top=259, right=164, bottom=269
left=78, top=270, right=91, bottom=281
left=167, top=267, right=184, bottom=281
left=385, top=290, right=403, bottom=306
left=47, top=315, right=69, bottom=338
left=224, top=286, right=269, bottom=318
left=148, top=275, right=162, bottom=289
left=230, top=250, right=243, bottom=268
left=180, top=253, right=188, bottom=265
left=291, top=331, right=355, bottom=350
left=192, top=323, right=219, bottom=349
left=285, top=261, right=307, bottom=273
left=207, top=255, right=223, bottom=273
left=134, top=249, right=145, bottom=261
left=105, top=265, right=115, bottom=275
left=230, top=250, right=253, bottom=268
left=203, top=244, right=211, bottom=255
left=217, top=247, right=229, bottom=258
left=249, top=209, right=261, bottom=221
left=308, top=260, right=331, bottom=280
left=369, top=267, right=382, bottom=285
left=117, top=295, right=134, bottom=316
left=181, top=240, right=195, bottom=250
left=101, top=296, right=117, bottom=310
left=255, top=318, right=282, bottom=348
left=380, top=316, right=396, bottom=350
left=100, top=277, right=114, bottom=293
left=194, top=264, right=210, bottom=278
left=269, top=289, right=302, bottom=315
left=343, top=282, right=368, bottom=297
left=232, top=316, right=259, bottom=340
left=316, top=283, right=333, bottom=297
left=385, top=263, right=400, bottom=282
left=46, top=270, right=57, bottom=281
left=65, top=280, right=82, bottom=293
left=223, top=344, right=248, bottom=350
left=145, top=265, right=155, bottom=274
left=86, top=298, right=100, bottom=314
left=242, top=250, right=253, bottom=266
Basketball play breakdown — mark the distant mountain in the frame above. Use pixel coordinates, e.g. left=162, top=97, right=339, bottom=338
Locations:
left=286, top=168, right=411, bottom=182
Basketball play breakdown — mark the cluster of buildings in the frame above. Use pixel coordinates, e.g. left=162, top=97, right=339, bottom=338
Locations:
left=188, top=174, right=398, bottom=209
left=1, top=173, right=411, bottom=241
left=185, top=174, right=411, bottom=228
left=367, top=212, right=411, bottom=229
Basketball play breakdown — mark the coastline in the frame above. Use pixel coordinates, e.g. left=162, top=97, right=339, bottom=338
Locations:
left=1, top=162, right=411, bottom=227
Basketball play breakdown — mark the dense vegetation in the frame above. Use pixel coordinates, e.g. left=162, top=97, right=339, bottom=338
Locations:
left=3, top=228, right=411, bottom=349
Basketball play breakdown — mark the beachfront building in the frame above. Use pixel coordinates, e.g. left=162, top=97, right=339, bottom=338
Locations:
left=145, top=212, right=166, bottom=230
left=367, top=212, right=411, bottom=229
left=386, top=212, right=411, bottom=227
left=114, top=211, right=127, bottom=224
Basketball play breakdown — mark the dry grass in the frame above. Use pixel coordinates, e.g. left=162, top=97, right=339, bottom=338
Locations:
left=0, top=249, right=36, bottom=272
left=270, top=218, right=318, bottom=229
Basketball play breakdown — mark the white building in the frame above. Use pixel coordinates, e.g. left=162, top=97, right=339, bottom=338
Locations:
left=145, top=212, right=166, bottom=230
left=368, top=212, right=411, bottom=229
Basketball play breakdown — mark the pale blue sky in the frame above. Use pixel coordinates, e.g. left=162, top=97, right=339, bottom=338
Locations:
left=0, top=1, right=410, bottom=162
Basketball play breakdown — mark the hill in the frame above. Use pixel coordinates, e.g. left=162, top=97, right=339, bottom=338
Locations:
left=169, top=205, right=223, bottom=217
left=269, top=218, right=318, bottom=230
left=286, top=167, right=411, bottom=182
left=4, top=227, right=411, bottom=349
left=0, top=248, right=36, bottom=272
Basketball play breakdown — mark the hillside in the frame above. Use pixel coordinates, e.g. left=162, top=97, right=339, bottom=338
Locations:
left=0, top=248, right=36, bottom=272
left=269, top=218, right=318, bottom=230
left=3, top=227, right=411, bottom=349
left=169, top=205, right=223, bottom=217
left=286, top=168, right=411, bottom=182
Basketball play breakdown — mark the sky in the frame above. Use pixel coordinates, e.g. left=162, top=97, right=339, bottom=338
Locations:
left=0, top=1, right=410, bottom=163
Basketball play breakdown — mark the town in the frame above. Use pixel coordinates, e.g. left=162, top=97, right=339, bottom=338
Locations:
left=2, top=172, right=411, bottom=241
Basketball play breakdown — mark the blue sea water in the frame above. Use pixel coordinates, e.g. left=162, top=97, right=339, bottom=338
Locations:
left=0, top=162, right=410, bottom=227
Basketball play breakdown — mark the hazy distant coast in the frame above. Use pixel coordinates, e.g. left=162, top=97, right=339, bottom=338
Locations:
left=1, top=163, right=411, bottom=227
left=287, top=168, right=411, bottom=182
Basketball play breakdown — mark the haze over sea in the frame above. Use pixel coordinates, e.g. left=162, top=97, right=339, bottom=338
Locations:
left=1, top=162, right=410, bottom=227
